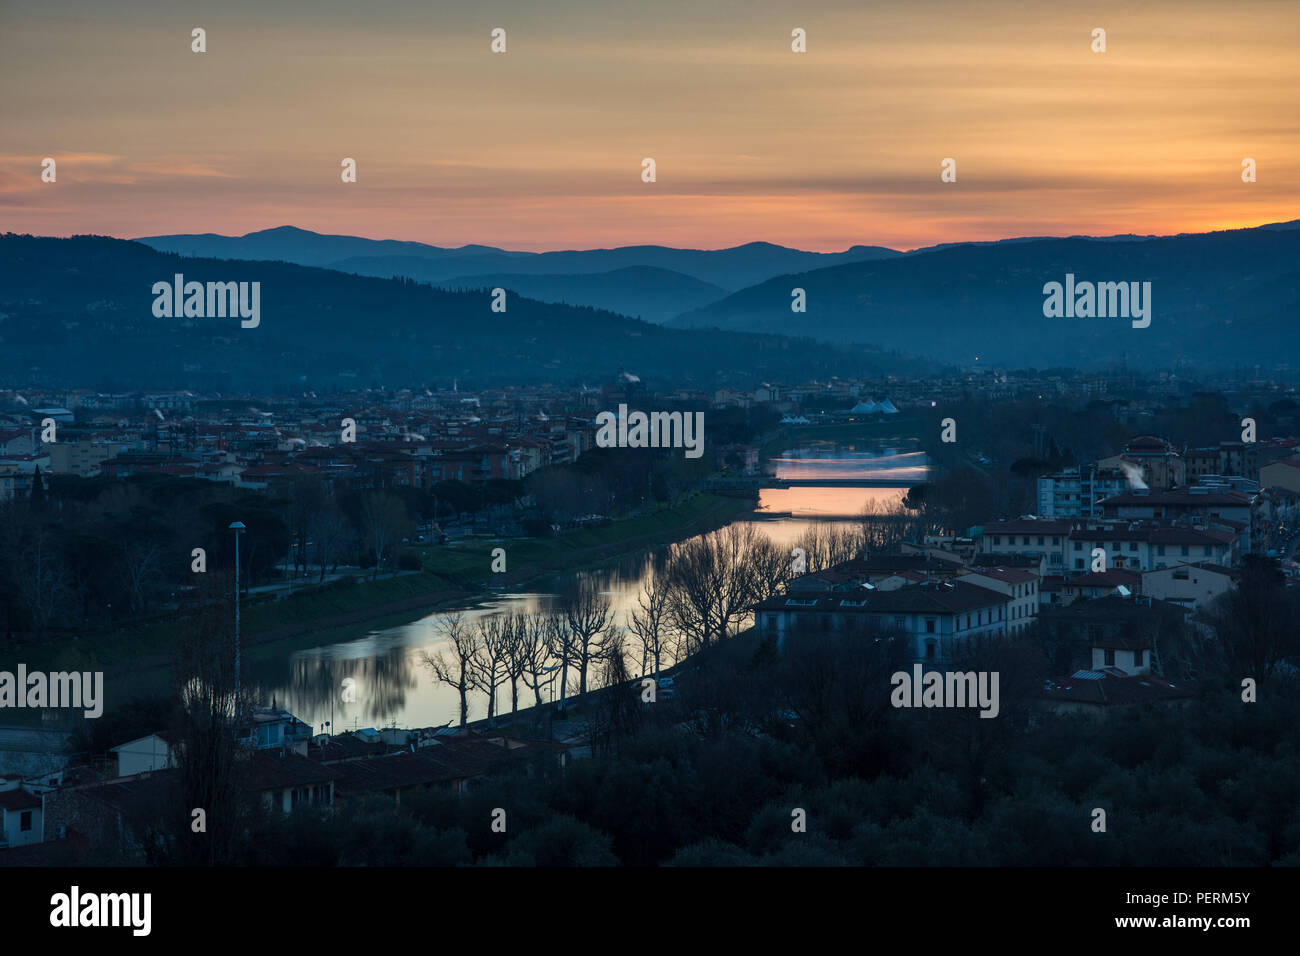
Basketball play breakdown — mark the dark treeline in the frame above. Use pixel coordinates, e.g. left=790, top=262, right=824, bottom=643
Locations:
left=88, top=611, right=1300, bottom=866
left=0, top=470, right=405, bottom=644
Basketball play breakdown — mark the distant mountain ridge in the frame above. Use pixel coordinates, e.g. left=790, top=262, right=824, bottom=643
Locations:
left=134, top=226, right=523, bottom=269
left=99, top=219, right=1300, bottom=371
left=674, top=220, right=1300, bottom=370
left=135, top=227, right=902, bottom=318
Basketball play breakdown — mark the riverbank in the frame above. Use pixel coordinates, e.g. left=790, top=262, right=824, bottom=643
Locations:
left=413, top=490, right=754, bottom=590
left=2, top=491, right=754, bottom=718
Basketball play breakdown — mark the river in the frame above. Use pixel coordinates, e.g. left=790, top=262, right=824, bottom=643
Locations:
left=247, top=437, right=928, bottom=733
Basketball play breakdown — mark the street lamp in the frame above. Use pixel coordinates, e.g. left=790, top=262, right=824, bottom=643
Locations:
left=229, top=521, right=246, bottom=707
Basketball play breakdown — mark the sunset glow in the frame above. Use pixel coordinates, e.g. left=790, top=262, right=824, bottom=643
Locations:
left=3, top=0, right=1299, bottom=249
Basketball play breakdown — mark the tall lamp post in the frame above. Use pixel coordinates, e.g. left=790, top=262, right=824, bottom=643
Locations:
left=229, top=521, right=246, bottom=708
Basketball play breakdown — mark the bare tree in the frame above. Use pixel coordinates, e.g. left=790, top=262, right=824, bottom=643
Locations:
left=311, top=498, right=349, bottom=582
left=663, top=524, right=777, bottom=652
left=470, top=615, right=512, bottom=724
left=499, top=612, right=530, bottom=715
left=360, top=491, right=409, bottom=579
left=590, top=629, right=640, bottom=754
left=120, top=539, right=163, bottom=613
left=286, top=476, right=326, bottom=579
left=713, top=523, right=759, bottom=639
left=739, top=528, right=791, bottom=606
left=627, top=567, right=674, bottom=679
left=422, top=613, right=480, bottom=728
left=515, top=613, right=556, bottom=708
left=664, top=535, right=720, bottom=655
left=793, top=523, right=867, bottom=572
left=563, top=577, right=614, bottom=706
left=18, top=525, right=71, bottom=637
left=859, top=496, right=947, bottom=551
left=544, top=612, right=579, bottom=713
left=171, top=597, right=256, bottom=865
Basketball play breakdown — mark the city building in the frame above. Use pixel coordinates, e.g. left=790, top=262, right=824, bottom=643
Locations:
left=1036, top=466, right=1129, bottom=518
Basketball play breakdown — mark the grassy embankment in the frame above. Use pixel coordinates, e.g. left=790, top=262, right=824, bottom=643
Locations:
left=11, top=492, right=754, bottom=687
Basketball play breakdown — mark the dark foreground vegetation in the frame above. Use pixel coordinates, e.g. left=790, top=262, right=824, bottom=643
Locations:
left=69, top=613, right=1300, bottom=867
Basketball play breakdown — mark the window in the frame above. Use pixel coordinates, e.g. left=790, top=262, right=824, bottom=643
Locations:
left=894, top=615, right=906, bottom=632
left=1157, top=545, right=1166, bottom=556
left=1133, top=650, right=1144, bottom=667
left=1022, top=536, right=1030, bottom=545
left=1181, top=546, right=1190, bottom=556
left=1053, top=537, right=1061, bottom=545
left=1037, top=536, right=1045, bottom=545
left=1104, top=648, right=1115, bottom=667
left=925, top=618, right=936, bottom=633
left=1074, top=541, right=1082, bottom=551
left=20, top=811, right=32, bottom=832
left=1129, top=542, right=1137, bottom=551
left=925, top=640, right=937, bottom=660
left=1203, top=546, right=1211, bottom=556
left=992, top=535, right=1001, bottom=545
left=1075, top=559, right=1084, bottom=569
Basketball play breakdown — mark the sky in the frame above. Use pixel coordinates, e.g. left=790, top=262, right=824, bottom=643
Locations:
left=2, top=0, right=1299, bottom=251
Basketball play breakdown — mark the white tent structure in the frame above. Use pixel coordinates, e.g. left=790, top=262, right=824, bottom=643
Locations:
left=849, top=398, right=899, bottom=415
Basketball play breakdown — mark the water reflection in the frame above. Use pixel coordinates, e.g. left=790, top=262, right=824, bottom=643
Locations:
left=758, top=486, right=907, bottom=518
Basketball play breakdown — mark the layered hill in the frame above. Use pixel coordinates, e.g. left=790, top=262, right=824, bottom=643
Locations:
left=0, top=234, right=928, bottom=390
left=137, top=226, right=901, bottom=317
left=673, top=222, right=1300, bottom=370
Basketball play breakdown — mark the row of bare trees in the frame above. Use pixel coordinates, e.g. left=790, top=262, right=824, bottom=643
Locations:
left=423, top=576, right=622, bottom=726
left=659, top=522, right=789, bottom=654
left=424, top=523, right=802, bottom=725
left=788, top=497, right=950, bottom=576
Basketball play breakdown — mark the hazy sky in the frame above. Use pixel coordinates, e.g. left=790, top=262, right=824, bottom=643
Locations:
left=2, top=0, right=1299, bottom=251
